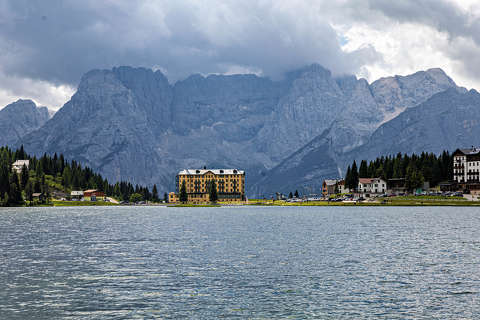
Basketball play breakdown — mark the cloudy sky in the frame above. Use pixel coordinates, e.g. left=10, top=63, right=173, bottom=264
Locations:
left=1, top=0, right=480, bottom=109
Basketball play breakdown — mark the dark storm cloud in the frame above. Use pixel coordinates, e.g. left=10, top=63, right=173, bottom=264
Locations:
left=0, top=0, right=380, bottom=86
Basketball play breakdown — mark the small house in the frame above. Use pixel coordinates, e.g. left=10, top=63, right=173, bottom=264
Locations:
left=387, top=178, right=406, bottom=193
left=83, top=189, right=105, bottom=201
left=337, top=180, right=349, bottom=194
left=322, top=179, right=340, bottom=197
left=358, top=178, right=387, bottom=195
left=12, top=160, right=29, bottom=173
left=71, top=190, right=84, bottom=201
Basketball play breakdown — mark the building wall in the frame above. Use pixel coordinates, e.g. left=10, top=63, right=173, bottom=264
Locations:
left=176, top=170, right=245, bottom=203
left=338, top=184, right=349, bottom=194
left=453, top=155, right=467, bottom=183
left=358, top=179, right=386, bottom=194
left=168, top=192, right=178, bottom=203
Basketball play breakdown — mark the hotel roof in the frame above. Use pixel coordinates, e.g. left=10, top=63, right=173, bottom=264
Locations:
left=456, top=147, right=480, bottom=155
left=178, top=169, right=245, bottom=175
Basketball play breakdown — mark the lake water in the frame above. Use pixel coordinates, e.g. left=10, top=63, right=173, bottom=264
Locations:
left=1, top=206, right=480, bottom=319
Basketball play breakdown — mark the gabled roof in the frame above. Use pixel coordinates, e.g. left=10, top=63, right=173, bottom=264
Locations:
left=12, top=160, right=29, bottom=166
left=178, top=169, right=244, bottom=175
left=454, top=147, right=480, bottom=156
left=359, top=178, right=374, bottom=184
left=359, top=177, right=384, bottom=184
left=323, top=179, right=339, bottom=186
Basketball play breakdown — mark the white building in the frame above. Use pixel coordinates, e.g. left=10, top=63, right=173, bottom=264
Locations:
left=358, top=178, right=387, bottom=194
left=12, top=160, right=29, bottom=173
left=337, top=180, right=350, bottom=194
left=453, top=147, right=480, bottom=184
left=71, top=191, right=84, bottom=200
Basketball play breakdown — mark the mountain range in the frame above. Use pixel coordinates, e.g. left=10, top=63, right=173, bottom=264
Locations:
left=1, top=64, right=478, bottom=197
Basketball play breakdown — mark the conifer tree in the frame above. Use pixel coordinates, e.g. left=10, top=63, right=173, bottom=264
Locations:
left=288, top=192, right=293, bottom=199
left=179, top=180, right=188, bottom=203
left=209, top=180, right=218, bottom=203
left=294, top=190, right=299, bottom=198
left=359, top=160, right=368, bottom=178
left=20, top=164, right=29, bottom=189
left=0, top=158, right=10, bottom=196
left=25, top=180, right=33, bottom=203
left=345, top=166, right=352, bottom=189
left=152, top=184, right=159, bottom=202
left=8, top=172, right=23, bottom=205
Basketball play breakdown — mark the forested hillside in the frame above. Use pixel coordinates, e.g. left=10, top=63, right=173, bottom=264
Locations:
left=0, top=146, right=159, bottom=206
left=344, top=151, right=453, bottom=191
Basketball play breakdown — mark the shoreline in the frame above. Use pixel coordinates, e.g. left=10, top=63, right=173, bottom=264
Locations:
left=5, top=198, right=480, bottom=208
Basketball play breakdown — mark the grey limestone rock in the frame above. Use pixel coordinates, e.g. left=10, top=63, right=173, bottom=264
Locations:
left=15, top=64, right=465, bottom=197
left=0, top=99, right=50, bottom=147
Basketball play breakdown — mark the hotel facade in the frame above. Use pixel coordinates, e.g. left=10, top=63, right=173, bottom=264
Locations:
left=170, top=168, right=245, bottom=203
left=453, top=147, right=480, bottom=191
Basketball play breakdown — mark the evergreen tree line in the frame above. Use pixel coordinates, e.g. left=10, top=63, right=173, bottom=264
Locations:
left=0, top=146, right=163, bottom=206
left=344, top=151, right=453, bottom=191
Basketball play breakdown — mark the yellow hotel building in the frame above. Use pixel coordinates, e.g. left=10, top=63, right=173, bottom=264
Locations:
left=169, top=168, right=245, bottom=203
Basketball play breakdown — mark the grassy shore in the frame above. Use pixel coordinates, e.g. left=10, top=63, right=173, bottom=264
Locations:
left=170, top=203, right=221, bottom=207
left=246, top=198, right=480, bottom=207
left=51, top=200, right=119, bottom=207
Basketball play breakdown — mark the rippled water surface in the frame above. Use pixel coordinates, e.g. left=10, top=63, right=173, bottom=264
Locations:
left=1, top=206, right=480, bottom=319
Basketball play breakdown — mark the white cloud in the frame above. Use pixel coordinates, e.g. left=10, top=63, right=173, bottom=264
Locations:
left=0, top=70, right=75, bottom=110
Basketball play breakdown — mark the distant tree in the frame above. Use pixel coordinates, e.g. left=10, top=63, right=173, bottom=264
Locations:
left=25, top=180, right=34, bottom=203
left=2, top=192, right=8, bottom=207
left=351, top=161, right=359, bottom=191
left=294, top=190, right=299, bottom=198
left=345, top=165, right=352, bottom=189
left=8, top=172, right=23, bottom=205
left=152, top=184, right=159, bottom=202
left=179, top=180, right=188, bottom=203
left=405, top=165, right=424, bottom=192
left=163, top=192, right=168, bottom=203
left=209, top=180, right=218, bottom=203
left=20, top=164, right=29, bottom=189
left=0, top=156, right=11, bottom=197
left=359, top=160, right=368, bottom=178
left=288, top=192, right=293, bottom=199
left=129, top=193, right=143, bottom=203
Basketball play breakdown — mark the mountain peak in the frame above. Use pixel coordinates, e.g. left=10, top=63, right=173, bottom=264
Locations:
left=5, top=99, right=37, bottom=109
left=0, top=99, right=50, bottom=147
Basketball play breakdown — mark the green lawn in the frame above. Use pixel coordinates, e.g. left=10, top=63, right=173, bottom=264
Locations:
left=52, top=200, right=118, bottom=206
left=245, top=198, right=480, bottom=207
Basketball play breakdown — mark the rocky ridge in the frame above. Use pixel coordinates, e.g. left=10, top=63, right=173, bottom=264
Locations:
left=0, top=99, right=50, bottom=147
left=15, top=65, right=463, bottom=196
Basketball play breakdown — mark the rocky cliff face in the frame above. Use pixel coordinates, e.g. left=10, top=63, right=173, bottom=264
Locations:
left=253, top=88, right=480, bottom=197
left=370, top=68, right=462, bottom=123
left=17, top=65, right=463, bottom=196
left=249, top=129, right=339, bottom=197
left=348, top=88, right=480, bottom=163
left=0, top=99, right=50, bottom=147
left=249, top=68, right=463, bottom=197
